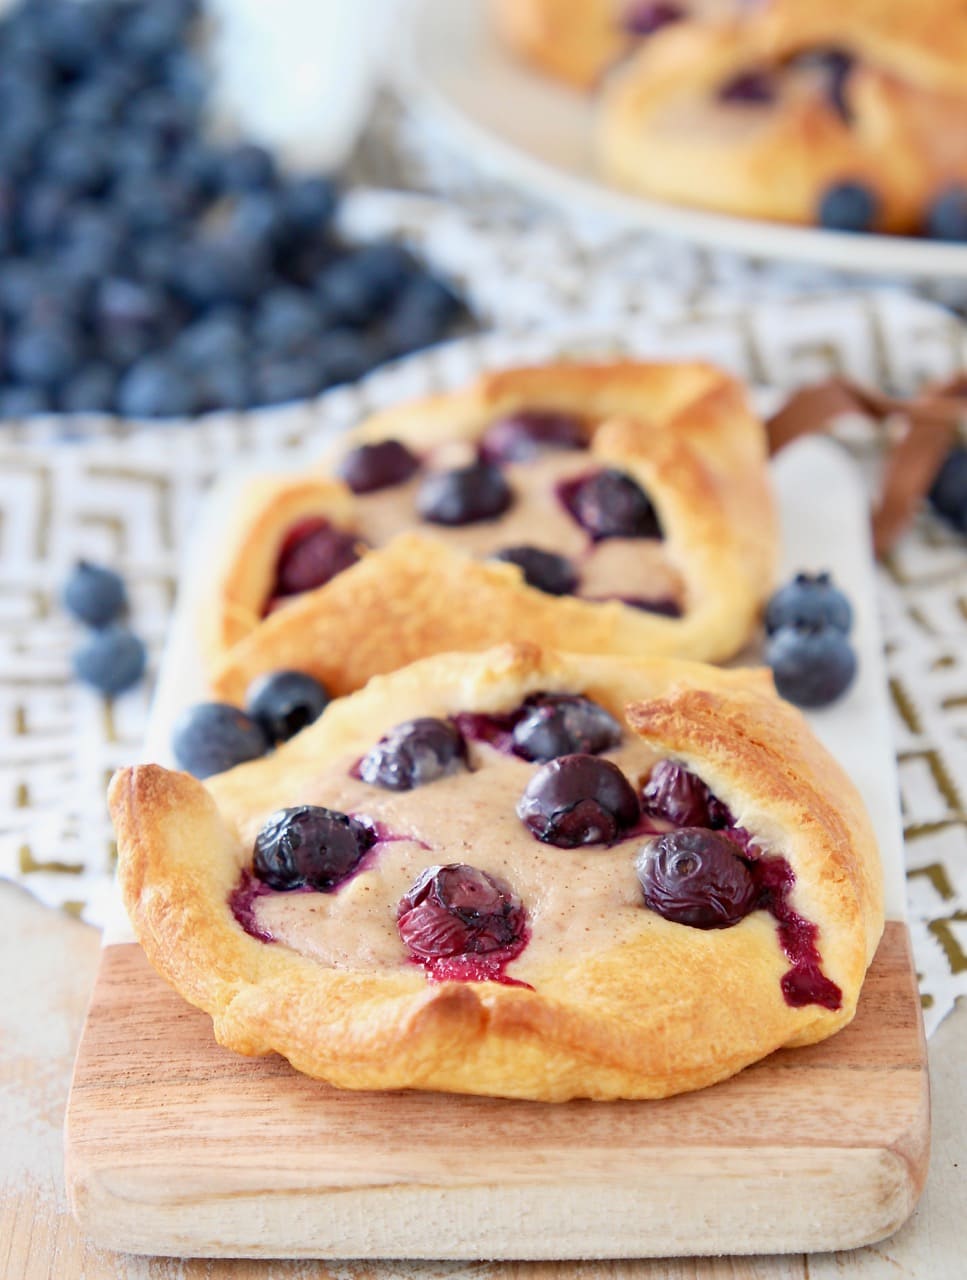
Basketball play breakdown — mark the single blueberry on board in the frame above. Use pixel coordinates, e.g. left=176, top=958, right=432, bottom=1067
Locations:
left=62, top=560, right=127, bottom=626
left=172, top=702, right=269, bottom=778
left=765, top=625, right=857, bottom=708
left=246, top=670, right=330, bottom=744
left=72, top=625, right=147, bottom=697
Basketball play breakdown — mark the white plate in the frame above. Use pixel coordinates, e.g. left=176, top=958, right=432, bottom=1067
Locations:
left=103, top=415, right=903, bottom=946
left=397, top=0, right=967, bottom=280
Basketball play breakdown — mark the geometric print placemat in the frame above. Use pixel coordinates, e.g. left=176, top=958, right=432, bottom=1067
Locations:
left=1, top=194, right=965, bottom=1034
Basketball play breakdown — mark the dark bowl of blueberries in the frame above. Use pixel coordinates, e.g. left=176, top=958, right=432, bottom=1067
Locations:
left=0, top=0, right=471, bottom=424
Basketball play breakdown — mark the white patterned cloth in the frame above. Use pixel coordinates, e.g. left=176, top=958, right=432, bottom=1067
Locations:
left=0, top=192, right=965, bottom=1033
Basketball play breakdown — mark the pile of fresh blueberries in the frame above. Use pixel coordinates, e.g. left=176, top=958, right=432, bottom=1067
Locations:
left=763, top=571, right=857, bottom=708
left=0, top=0, right=466, bottom=420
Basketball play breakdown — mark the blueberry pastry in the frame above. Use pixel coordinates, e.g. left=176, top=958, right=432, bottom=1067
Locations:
left=492, top=0, right=732, bottom=90
left=110, top=643, right=883, bottom=1101
left=205, top=361, right=776, bottom=702
left=599, top=0, right=967, bottom=234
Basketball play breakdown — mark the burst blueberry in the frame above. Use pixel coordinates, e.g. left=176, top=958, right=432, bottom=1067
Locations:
left=517, top=753, right=639, bottom=847
left=637, top=828, right=757, bottom=929
left=254, top=805, right=374, bottom=892
left=417, top=462, right=512, bottom=526
left=338, top=439, right=420, bottom=494
left=397, top=864, right=526, bottom=959
left=640, top=759, right=732, bottom=829
left=512, top=695, right=621, bottom=763
left=491, top=545, right=578, bottom=596
left=359, top=717, right=466, bottom=791
left=562, top=468, right=661, bottom=540
left=478, top=410, right=587, bottom=465
left=273, top=518, right=361, bottom=597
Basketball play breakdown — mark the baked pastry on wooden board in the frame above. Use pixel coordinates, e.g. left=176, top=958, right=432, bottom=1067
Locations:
left=599, top=0, right=967, bottom=232
left=206, top=360, right=776, bottom=703
left=110, top=643, right=884, bottom=1102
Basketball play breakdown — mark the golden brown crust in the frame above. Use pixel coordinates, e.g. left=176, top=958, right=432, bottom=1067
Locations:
left=206, top=360, right=776, bottom=702
left=599, top=0, right=967, bottom=232
left=492, top=0, right=633, bottom=90
left=111, top=644, right=884, bottom=1102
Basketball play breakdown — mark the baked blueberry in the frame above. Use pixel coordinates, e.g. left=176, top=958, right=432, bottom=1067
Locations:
left=641, top=759, right=732, bottom=829
left=512, top=694, right=621, bottom=763
left=359, top=717, right=466, bottom=791
left=62, top=560, right=127, bottom=626
left=491, top=545, right=578, bottom=596
left=637, top=828, right=757, bottom=929
left=478, top=410, right=587, bottom=465
left=817, top=181, right=878, bottom=233
left=417, top=462, right=512, bottom=526
left=274, top=518, right=361, bottom=597
left=397, top=864, right=526, bottom=959
left=926, top=187, right=967, bottom=243
left=764, top=571, right=852, bottom=636
left=517, top=753, right=639, bottom=847
left=172, top=702, right=269, bottom=778
left=338, top=439, right=420, bottom=494
left=623, top=595, right=682, bottom=617
left=72, top=624, right=146, bottom=696
left=718, top=70, right=775, bottom=104
left=561, top=468, right=661, bottom=540
left=765, top=624, right=857, bottom=708
left=254, top=805, right=374, bottom=892
left=622, top=2, right=685, bottom=36
left=928, top=446, right=967, bottom=534
left=246, top=670, right=330, bottom=744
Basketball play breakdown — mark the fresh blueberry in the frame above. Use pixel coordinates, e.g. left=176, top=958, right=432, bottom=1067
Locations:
left=128, top=90, right=195, bottom=147
left=491, top=545, right=578, bottom=596
left=381, top=272, right=463, bottom=356
left=117, top=356, right=199, bottom=419
left=338, top=439, right=420, bottom=494
left=175, top=313, right=248, bottom=370
left=60, top=364, right=119, bottom=414
left=817, top=181, right=878, bottom=233
left=253, top=288, right=320, bottom=354
left=109, top=128, right=167, bottom=182
left=174, top=138, right=221, bottom=200
left=119, top=2, right=193, bottom=65
left=417, top=462, right=512, bottom=526
left=42, top=129, right=112, bottom=196
left=17, top=181, right=74, bottom=249
left=0, top=385, right=51, bottom=417
left=561, top=468, right=661, bottom=540
left=511, top=695, right=621, bottom=763
left=352, top=241, right=415, bottom=298
left=315, top=251, right=387, bottom=328
left=517, top=753, right=639, bottom=847
left=359, top=717, right=467, bottom=791
left=273, top=519, right=361, bottom=596
left=253, top=805, right=374, bottom=892
left=251, top=355, right=323, bottom=407
left=718, top=70, right=775, bottom=104
left=8, top=321, right=81, bottom=389
left=640, top=759, right=732, bottom=829
left=622, top=2, right=685, bottom=36
left=397, top=864, right=526, bottom=959
left=478, top=410, right=587, bottom=465
left=928, top=446, right=967, bottom=533
left=115, top=172, right=195, bottom=235
left=314, top=329, right=375, bottom=388
left=637, top=828, right=757, bottom=929
left=62, top=560, right=127, bottom=626
left=95, top=277, right=170, bottom=365
left=195, top=358, right=251, bottom=412
left=246, top=669, right=330, bottom=743
left=172, top=702, right=269, bottom=778
left=764, top=571, right=853, bottom=636
left=279, top=175, right=338, bottom=234
left=217, top=142, right=277, bottom=193
left=72, top=624, right=147, bottom=697
left=765, top=624, right=858, bottom=708
left=926, top=187, right=967, bottom=243
left=0, top=259, right=48, bottom=319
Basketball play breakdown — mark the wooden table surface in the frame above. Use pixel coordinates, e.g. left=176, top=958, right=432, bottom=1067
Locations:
left=2, top=883, right=965, bottom=1280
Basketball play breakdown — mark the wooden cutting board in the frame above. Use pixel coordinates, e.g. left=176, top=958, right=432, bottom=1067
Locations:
left=64, top=921, right=928, bottom=1262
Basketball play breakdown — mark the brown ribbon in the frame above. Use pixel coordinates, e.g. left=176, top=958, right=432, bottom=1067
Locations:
left=766, top=376, right=965, bottom=558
